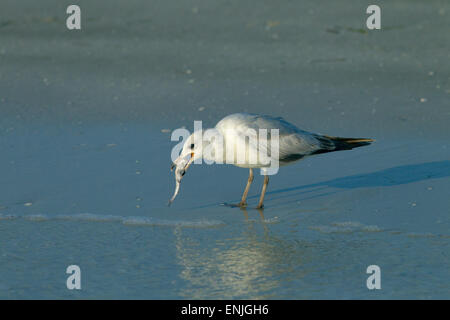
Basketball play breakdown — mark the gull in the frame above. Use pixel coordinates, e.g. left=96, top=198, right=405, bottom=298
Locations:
left=170, top=113, right=373, bottom=209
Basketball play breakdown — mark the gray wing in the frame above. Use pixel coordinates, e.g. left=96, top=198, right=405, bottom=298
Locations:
left=215, top=113, right=327, bottom=162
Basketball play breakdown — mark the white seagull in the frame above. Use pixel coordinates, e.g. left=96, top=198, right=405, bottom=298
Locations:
left=170, top=113, right=373, bottom=209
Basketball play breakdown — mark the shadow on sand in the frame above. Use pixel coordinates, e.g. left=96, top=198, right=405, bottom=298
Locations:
left=193, top=161, right=450, bottom=209
left=269, top=160, right=450, bottom=194
left=246, top=160, right=450, bottom=207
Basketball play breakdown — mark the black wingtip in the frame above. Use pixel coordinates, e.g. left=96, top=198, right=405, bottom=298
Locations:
left=313, top=135, right=374, bottom=155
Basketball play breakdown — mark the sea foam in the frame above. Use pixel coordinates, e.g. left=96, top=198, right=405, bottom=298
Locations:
left=3, top=212, right=225, bottom=228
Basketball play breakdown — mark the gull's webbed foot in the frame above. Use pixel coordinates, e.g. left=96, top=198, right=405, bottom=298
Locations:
left=222, top=202, right=247, bottom=208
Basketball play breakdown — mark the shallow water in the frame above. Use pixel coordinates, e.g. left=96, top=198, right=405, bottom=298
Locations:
left=0, top=125, right=449, bottom=299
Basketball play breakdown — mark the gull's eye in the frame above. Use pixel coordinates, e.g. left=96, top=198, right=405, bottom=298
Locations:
left=190, top=143, right=195, bottom=149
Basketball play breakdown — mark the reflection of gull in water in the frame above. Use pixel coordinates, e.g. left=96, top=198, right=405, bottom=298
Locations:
left=171, top=113, right=373, bottom=208
left=172, top=209, right=379, bottom=299
left=173, top=211, right=311, bottom=299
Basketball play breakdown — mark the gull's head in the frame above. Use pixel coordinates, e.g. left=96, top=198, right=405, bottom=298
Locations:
left=168, top=131, right=210, bottom=206
left=171, top=131, right=205, bottom=174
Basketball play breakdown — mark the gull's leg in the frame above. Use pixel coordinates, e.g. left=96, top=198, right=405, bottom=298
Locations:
left=238, top=168, right=254, bottom=207
left=256, top=175, right=269, bottom=209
